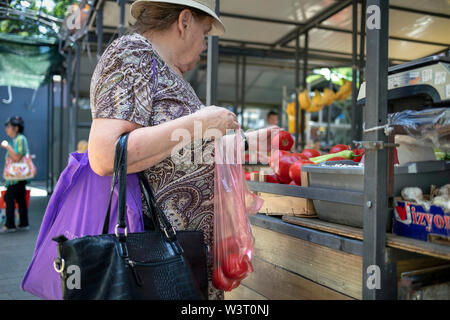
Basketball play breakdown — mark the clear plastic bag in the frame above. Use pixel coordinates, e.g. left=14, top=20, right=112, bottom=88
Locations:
left=212, top=129, right=263, bottom=291
left=389, top=108, right=450, bottom=151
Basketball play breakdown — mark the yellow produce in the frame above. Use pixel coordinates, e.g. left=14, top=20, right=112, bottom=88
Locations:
left=320, top=88, right=336, bottom=106
left=306, top=103, right=324, bottom=113
left=335, top=79, right=352, bottom=101
left=298, top=89, right=311, bottom=110
left=286, top=101, right=296, bottom=116
left=311, top=90, right=323, bottom=108
left=304, top=90, right=324, bottom=113
left=288, top=115, right=308, bottom=134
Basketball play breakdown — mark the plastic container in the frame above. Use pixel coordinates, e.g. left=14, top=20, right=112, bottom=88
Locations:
left=302, top=160, right=450, bottom=230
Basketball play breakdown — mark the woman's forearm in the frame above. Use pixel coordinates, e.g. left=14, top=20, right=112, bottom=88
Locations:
left=89, top=113, right=204, bottom=176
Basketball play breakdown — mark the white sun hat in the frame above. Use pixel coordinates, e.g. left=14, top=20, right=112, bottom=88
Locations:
left=130, top=0, right=225, bottom=36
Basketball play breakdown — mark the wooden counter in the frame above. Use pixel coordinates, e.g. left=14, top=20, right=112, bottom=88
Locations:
left=225, top=214, right=450, bottom=300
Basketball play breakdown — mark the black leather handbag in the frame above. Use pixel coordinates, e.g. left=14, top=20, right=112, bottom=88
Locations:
left=52, top=134, right=208, bottom=300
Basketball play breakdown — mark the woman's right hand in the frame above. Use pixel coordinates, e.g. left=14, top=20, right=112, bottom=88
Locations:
left=194, top=106, right=239, bottom=135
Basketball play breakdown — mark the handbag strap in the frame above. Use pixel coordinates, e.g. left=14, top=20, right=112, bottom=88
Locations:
left=102, top=134, right=128, bottom=235
left=137, top=172, right=178, bottom=241
left=101, top=133, right=183, bottom=254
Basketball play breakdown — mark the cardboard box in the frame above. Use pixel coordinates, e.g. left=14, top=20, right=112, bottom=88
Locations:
left=393, top=198, right=450, bottom=242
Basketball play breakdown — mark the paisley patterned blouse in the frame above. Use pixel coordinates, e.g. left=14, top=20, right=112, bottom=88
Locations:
left=90, top=33, right=222, bottom=300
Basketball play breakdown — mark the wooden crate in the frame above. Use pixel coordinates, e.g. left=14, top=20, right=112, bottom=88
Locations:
left=257, top=192, right=316, bottom=217
left=254, top=170, right=316, bottom=217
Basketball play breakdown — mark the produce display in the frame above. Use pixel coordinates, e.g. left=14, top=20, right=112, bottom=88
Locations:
left=394, top=184, right=450, bottom=242
left=244, top=133, right=369, bottom=185
left=400, top=185, right=450, bottom=213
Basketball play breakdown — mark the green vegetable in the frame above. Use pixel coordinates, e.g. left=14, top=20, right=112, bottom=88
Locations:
left=310, top=150, right=355, bottom=164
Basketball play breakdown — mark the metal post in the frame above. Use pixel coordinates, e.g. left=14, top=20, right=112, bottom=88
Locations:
left=66, top=46, right=74, bottom=156
left=327, top=105, right=332, bottom=146
left=294, top=30, right=300, bottom=150
left=74, top=41, right=81, bottom=152
left=359, top=0, right=367, bottom=86
left=241, top=54, right=246, bottom=126
left=351, top=0, right=361, bottom=144
left=96, top=1, right=104, bottom=61
left=46, top=80, right=51, bottom=193
left=59, top=74, right=64, bottom=177
left=118, top=0, right=126, bottom=37
left=301, top=32, right=309, bottom=150
left=49, top=77, right=54, bottom=194
left=357, top=0, right=367, bottom=143
left=282, top=86, right=287, bottom=130
left=234, top=55, right=240, bottom=115
left=363, top=0, right=396, bottom=300
left=206, top=0, right=220, bottom=106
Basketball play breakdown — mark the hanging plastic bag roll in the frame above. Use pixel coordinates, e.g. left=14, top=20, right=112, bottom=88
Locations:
left=212, top=128, right=263, bottom=291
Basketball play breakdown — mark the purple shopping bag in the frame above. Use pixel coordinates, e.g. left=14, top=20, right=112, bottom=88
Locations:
left=21, top=151, right=144, bottom=300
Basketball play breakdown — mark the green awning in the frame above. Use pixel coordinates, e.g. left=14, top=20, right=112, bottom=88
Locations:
left=0, top=32, right=63, bottom=89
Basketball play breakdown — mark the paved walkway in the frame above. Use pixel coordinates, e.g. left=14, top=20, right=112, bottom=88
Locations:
left=0, top=195, right=49, bottom=300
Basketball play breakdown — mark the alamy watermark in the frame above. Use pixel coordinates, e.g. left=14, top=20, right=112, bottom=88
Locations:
left=366, top=265, right=381, bottom=290
left=366, top=5, right=381, bottom=30
left=65, top=265, right=81, bottom=290
left=169, top=122, right=280, bottom=167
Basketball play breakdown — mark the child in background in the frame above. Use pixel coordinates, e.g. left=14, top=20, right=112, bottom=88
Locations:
left=1, top=116, right=30, bottom=233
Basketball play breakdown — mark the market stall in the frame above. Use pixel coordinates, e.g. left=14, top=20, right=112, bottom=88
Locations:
left=231, top=1, right=450, bottom=300
left=16, top=0, right=448, bottom=300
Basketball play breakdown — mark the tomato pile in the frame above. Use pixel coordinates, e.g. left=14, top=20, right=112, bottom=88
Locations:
left=243, top=130, right=370, bottom=185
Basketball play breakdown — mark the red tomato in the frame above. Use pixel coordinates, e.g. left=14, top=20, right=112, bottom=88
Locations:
left=301, top=149, right=321, bottom=159
left=289, top=180, right=299, bottom=186
left=330, top=144, right=351, bottom=154
left=265, top=173, right=280, bottom=184
left=269, top=151, right=310, bottom=184
left=271, top=131, right=294, bottom=151
left=244, top=172, right=251, bottom=180
left=212, top=267, right=241, bottom=291
left=292, top=153, right=310, bottom=161
left=351, top=148, right=365, bottom=162
left=222, top=253, right=249, bottom=280
left=289, top=160, right=314, bottom=185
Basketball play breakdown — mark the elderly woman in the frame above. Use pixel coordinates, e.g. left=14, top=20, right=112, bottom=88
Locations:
left=88, top=0, right=274, bottom=300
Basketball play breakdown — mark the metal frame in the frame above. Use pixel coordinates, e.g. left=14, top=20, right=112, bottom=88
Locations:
left=362, top=0, right=396, bottom=300
left=206, top=0, right=220, bottom=106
